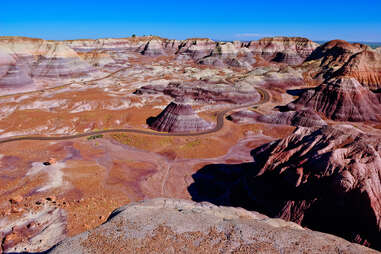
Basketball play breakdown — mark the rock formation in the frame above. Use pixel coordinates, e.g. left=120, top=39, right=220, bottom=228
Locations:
left=0, top=206, right=66, bottom=253
left=306, top=40, right=381, bottom=89
left=135, top=81, right=261, bottom=104
left=247, top=37, right=319, bottom=65
left=176, top=38, right=216, bottom=60
left=141, top=39, right=167, bottom=56
left=190, top=125, right=381, bottom=249
left=148, top=100, right=213, bottom=133
left=50, top=198, right=378, bottom=254
left=334, top=49, right=381, bottom=90
left=0, top=37, right=93, bottom=83
left=62, top=36, right=318, bottom=68
left=228, top=109, right=326, bottom=127
left=252, top=125, right=381, bottom=249
left=287, top=77, right=381, bottom=121
left=234, top=65, right=305, bottom=89
left=0, top=45, right=33, bottom=88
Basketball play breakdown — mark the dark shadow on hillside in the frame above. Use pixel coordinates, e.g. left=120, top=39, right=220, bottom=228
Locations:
left=286, top=87, right=311, bottom=96
left=188, top=144, right=381, bottom=251
left=188, top=162, right=258, bottom=208
left=146, top=116, right=156, bottom=126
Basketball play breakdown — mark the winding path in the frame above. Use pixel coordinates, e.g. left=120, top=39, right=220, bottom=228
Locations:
left=0, top=72, right=270, bottom=144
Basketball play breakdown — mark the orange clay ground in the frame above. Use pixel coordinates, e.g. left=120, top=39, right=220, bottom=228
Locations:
left=0, top=55, right=303, bottom=237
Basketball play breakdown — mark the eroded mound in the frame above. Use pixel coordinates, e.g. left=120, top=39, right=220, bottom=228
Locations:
left=190, top=125, right=381, bottom=249
left=50, top=198, right=378, bottom=254
left=148, top=101, right=213, bottom=133
left=306, top=40, right=381, bottom=89
left=287, top=77, right=381, bottom=121
left=135, top=81, right=261, bottom=104
left=248, top=37, right=319, bottom=65
left=251, top=125, right=381, bottom=248
left=228, top=109, right=326, bottom=127
left=0, top=37, right=93, bottom=81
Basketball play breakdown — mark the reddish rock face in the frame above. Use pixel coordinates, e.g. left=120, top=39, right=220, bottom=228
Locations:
left=306, top=40, right=381, bottom=89
left=148, top=101, right=213, bottom=133
left=335, top=49, right=381, bottom=90
left=288, top=77, right=381, bottom=122
left=248, top=125, right=381, bottom=249
left=191, top=125, right=381, bottom=249
left=247, top=37, right=319, bottom=65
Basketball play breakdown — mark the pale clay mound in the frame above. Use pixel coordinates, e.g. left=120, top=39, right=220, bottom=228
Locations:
left=50, top=198, right=378, bottom=254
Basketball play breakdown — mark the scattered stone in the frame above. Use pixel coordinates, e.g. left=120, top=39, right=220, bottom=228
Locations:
left=9, top=195, right=23, bottom=205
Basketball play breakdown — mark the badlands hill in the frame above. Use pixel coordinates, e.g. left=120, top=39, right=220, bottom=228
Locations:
left=148, top=100, right=213, bottom=133
left=228, top=109, right=326, bottom=127
left=0, top=37, right=92, bottom=83
left=306, top=40, right=381, bottom=89
left=1, top=35, right=381, bottom=253
left=287, top=77, right=381, bottom=122
left=191, top=125, right=381, bottom=249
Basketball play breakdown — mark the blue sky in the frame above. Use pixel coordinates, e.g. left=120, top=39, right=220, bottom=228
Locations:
left=1, top=0, right=380, bottom=42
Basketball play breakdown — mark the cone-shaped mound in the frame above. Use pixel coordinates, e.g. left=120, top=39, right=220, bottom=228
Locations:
left=288, top=77, right=381, bottom=122
left=149, top=101, right=213, bottom=133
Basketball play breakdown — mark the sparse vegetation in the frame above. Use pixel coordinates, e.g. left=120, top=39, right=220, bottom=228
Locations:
left=87, top=134, right=103, bottom=140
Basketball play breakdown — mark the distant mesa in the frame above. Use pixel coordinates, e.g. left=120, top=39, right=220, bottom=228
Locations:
left=0, top=37, right=94, bottom=89
left=62, top=35, right=318, bottom=68
left=148, top=99, right=213, bottom=133
left=0, top=45, right=33, bottom=88
left=286, top=77, right=381, bottom=122
left=248, top=36, right=319, bottom=65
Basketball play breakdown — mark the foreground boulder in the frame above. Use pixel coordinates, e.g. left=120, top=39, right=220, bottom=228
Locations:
left=50, top=198, right=378, bottom=254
